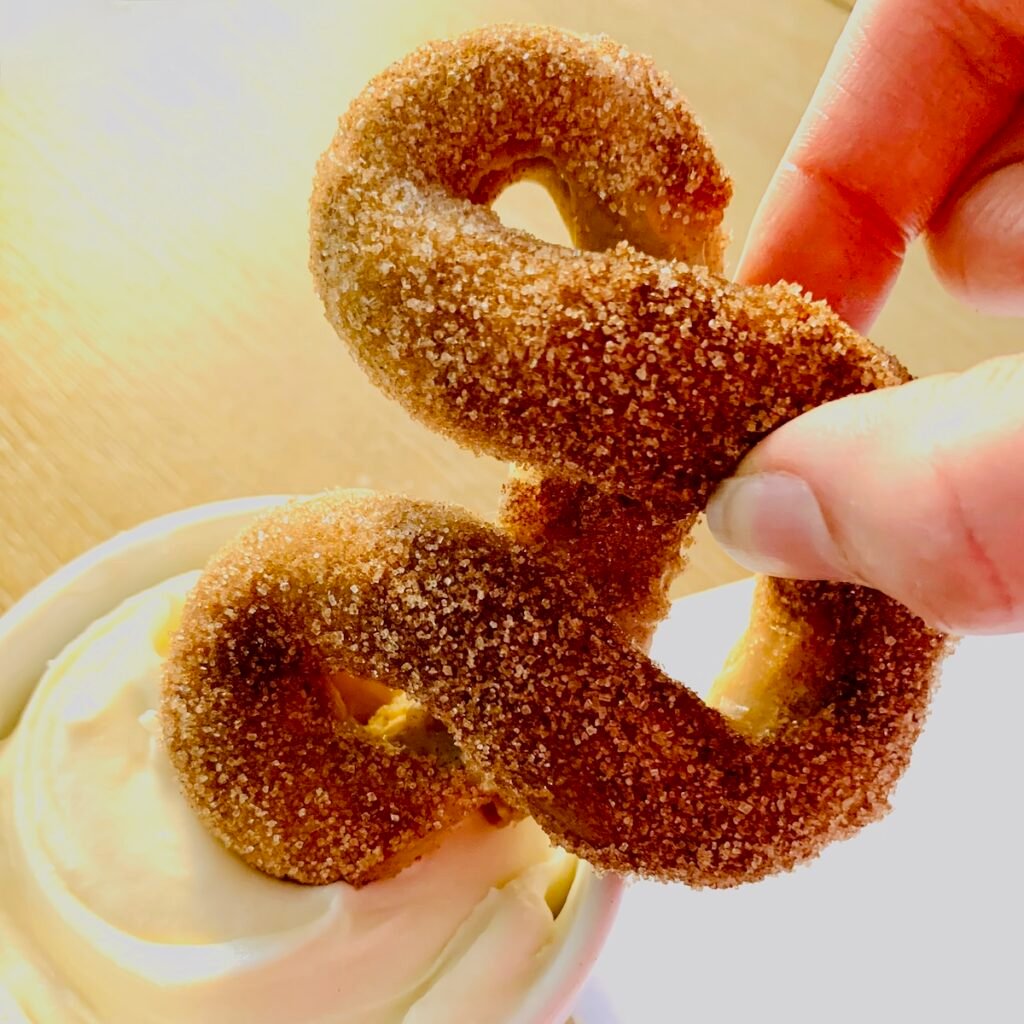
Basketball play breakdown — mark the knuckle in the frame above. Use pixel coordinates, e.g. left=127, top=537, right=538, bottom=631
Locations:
left=915, top=439, right=1024, bottom=634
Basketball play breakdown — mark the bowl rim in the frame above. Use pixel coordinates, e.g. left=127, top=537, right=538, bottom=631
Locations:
left=0, top=495, right=622, bottom=1023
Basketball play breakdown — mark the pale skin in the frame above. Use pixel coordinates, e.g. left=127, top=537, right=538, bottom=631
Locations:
left=707, top=0, right=1024, bottom=635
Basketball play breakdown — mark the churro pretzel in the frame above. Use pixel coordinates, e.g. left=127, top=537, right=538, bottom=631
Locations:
left=164, top=26, right=951, bottom=888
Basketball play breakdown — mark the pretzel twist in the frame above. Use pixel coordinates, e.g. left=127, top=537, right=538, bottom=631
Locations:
left=163, top=26, right=951, bottom=888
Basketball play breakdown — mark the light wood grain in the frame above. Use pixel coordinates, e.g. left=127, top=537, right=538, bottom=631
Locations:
left=1, top=0, right=1020, bottom=613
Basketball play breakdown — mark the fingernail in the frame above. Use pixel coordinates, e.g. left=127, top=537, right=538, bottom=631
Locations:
left=706, top=472, right=851, bottom=580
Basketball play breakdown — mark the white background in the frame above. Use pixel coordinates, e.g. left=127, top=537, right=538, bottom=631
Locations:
left=576, top=581, right=1021, bottom=1023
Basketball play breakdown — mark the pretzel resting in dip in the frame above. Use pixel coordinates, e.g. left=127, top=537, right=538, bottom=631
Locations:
left=163, top=26, right=951, bottom=888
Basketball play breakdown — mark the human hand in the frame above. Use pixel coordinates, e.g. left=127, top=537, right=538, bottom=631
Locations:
left=707, top=0, right=1024, bottom=634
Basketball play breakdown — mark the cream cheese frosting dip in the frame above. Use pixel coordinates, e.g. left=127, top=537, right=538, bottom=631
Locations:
left=0, top=572, right=578, bottom=1023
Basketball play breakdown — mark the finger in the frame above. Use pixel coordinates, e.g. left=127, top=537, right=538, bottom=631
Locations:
left=927, top=100, right=1024, bottom=315
left=738, top=0, right=1024, bottom=331
left=707, top=354, right=1024, bottom=635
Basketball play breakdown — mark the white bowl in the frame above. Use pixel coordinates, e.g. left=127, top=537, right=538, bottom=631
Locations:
left=0, top=496, right=622, bottom=1024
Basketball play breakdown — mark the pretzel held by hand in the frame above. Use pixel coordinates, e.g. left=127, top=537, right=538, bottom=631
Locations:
left=163, top=26, right=951, bottom=888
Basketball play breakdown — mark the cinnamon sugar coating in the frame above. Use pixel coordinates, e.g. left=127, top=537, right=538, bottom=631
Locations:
left=164, top=493, right=949, bottom=886
left=163, top=26, right=952, bottom=889
left=162, top=502, right=490, bottom=886
left=310, top=24, right=907, bottom=515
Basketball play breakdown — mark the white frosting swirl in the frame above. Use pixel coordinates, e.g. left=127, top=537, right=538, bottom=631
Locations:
left=0, top=574, right=575, bottom=1023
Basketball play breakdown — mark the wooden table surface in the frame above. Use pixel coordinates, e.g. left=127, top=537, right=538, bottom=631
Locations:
left=2, top=0, right=1020, bottom=614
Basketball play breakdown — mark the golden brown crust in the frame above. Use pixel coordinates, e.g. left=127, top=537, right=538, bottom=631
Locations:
left=162, top=507, right=491, bottom=887
left=499, top=470, right=694, bottom=646
left=162, top=26, right=951, bottom=889
left=164, top=493, right=949, bottom=886
left=309, top=24, right=907, bottom=516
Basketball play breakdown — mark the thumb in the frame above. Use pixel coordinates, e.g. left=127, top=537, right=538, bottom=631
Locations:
left=706, top=354, right=1024, bottom=635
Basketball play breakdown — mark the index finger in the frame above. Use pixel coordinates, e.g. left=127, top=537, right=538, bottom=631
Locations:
left=738, top=0, right=1024, bottom=331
